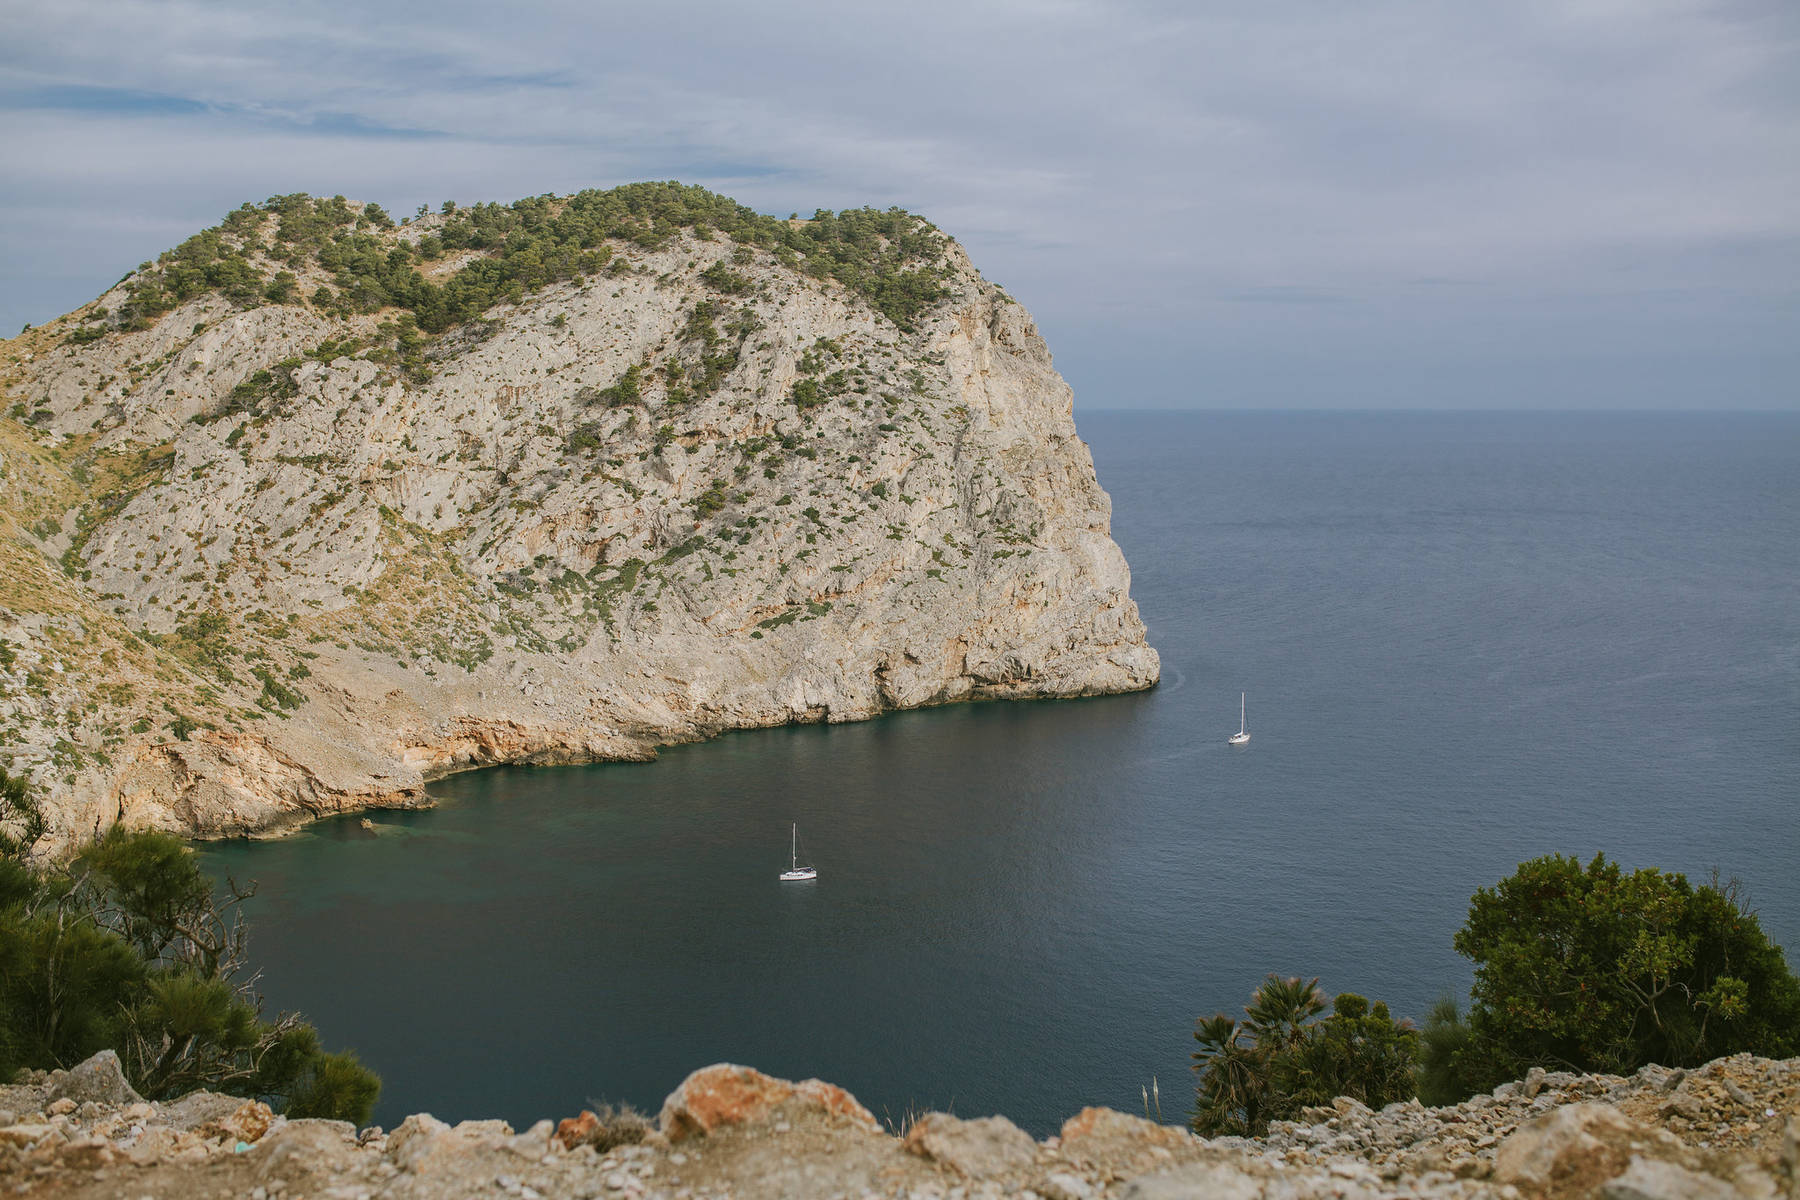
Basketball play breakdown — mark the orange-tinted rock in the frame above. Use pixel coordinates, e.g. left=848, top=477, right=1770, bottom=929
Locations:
left=1060, top=1106, right=1189, bottom=1150
left=556, top=1110, right=600, bottom=1150
left=660, top=1065, right=797, bottom=1142
left=203, top=1098, right=276, bottom=1144
left=659, top=1064, right=881, bottom=1142
left=794, top=1079, right=882, bottom=1133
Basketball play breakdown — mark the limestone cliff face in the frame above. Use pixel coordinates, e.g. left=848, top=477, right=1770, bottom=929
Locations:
left=0, top=191, right=1157, bottom=851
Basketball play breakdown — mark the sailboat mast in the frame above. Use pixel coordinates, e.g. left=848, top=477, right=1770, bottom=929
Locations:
left=791, top=823, right=797, bottom=870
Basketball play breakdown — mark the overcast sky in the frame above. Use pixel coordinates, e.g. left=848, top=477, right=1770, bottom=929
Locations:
left=4, top=0, right=1797, bottom=409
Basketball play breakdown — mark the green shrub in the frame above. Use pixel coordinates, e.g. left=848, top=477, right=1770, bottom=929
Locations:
left=1415, top=996, right=1475, bottom=1107
left=124, top=184, right=948, bottom=337
left=1427, top=853, right=1800, bottom=1102
left=1191, top=976, right=1416, bottom=1136
left=692, top=482, right=728, bottom=517
left=219, top=358, right=301, bottom=421
left=286, top=1049, right=381, bottom=1125
left=264, top=271, right=299, bottom=304
left=699, top=261, right=751, bottom=294
left=598, top=364, right=643, bottom=407
left=1270, top=993, right=1418, bottom=1117
left=0, top=794, right=380, bottom=1122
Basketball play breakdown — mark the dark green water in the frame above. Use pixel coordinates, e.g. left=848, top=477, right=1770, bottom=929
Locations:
left=199, top=411, right=1800, bottom=1134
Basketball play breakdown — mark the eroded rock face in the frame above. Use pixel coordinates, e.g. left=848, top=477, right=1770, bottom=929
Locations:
left=0, top=197, right=1157, bottom=852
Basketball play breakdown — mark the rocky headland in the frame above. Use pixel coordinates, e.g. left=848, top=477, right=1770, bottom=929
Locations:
left=0, top=187, right=1157, bottom=853
left=4, top=1049, right=1796, bottom=1199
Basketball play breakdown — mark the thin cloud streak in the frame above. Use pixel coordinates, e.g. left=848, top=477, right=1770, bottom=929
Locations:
left=2, top=0, right=1796, bottom=407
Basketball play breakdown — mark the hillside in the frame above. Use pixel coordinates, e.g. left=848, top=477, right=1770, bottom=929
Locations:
left=0, top=184, right=1158, bottom=852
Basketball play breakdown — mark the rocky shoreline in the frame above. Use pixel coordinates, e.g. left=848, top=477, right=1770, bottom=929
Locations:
left=6, top=1050, right=1795, bottom=1199
left=1, top=191, right=1158, bottom=855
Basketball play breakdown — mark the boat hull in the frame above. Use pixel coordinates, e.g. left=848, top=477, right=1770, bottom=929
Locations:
left=779, top=868, right=817, bottom=881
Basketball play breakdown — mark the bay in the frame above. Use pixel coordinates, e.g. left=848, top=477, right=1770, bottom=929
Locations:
left=198, top=410, right=1800, bottom=1134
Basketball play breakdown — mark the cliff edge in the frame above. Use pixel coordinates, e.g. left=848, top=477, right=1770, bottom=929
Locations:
left=0, top=186, right=1157, bottom=850
left=4, top=1051, right=1796, bottom=1199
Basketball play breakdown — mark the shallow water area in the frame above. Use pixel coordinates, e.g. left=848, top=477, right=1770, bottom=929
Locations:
left=199, top=411, right=1800, bottom=1135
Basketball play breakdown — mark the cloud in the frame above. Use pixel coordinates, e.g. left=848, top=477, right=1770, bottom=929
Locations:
left=3, top=0, right=1796, bottom=407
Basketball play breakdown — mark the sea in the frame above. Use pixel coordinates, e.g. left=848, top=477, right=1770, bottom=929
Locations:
left=197, top=410, right=1800, bottom=1135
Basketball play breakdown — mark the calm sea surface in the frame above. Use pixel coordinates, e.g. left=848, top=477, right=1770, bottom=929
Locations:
left=199, top=411, right=1800, bottom=1134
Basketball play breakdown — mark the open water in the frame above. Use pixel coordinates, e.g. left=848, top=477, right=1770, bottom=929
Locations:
left=199, top=411, right=1800, bottom=1134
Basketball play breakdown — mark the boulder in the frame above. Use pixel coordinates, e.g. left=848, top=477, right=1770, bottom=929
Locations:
left=506, top=1117, right=557, bottom=1159
left=793, top=1078, right=882, bottom=1132
left=555, top=1109, right=600, bottom=1150
left=1118, top=1163, right=1262, bottom=1200
left=658, top=1063, right=879, bottom=1142
left=385, top=1112, right=452, bottom=1172
left=660, top=1064, right=792, bottom=1141
left=0, top=1124, right=55, bottom=1149
left=1041, top=1170, right=1096, bottom=1200
left=43, top=1050, right=143, bottom=1108
left=1600, top=1155, right=1736, bottom=1200
left=1058, top=1106, right=1192, bottom=1171
left=253, top=1119, right=363, bottom=1181
left=126, top=1125, right=209, bottom=1165
left=386, top=1112, right=514, bottom=1174
left=902, top=1112, right=1037, bottom=1178
left=1494, top=1102, right=1687, bottom=1194
left=200, top=1098, right=276, bottom=1144
left=158, top=1090, right=249, bottom=1133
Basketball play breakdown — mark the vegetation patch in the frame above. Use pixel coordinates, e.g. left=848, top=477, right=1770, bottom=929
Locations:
left=0, top=769, right=379, bottom=1122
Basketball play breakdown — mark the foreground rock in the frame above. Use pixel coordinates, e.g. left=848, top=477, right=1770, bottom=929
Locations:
left=5, top=1051, right=1796, bottom=1198
left=0, top=188, right=1157, bottom=852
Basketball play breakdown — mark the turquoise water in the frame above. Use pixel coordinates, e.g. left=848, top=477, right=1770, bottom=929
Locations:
left=199, top=411, right=1800, bottom=1134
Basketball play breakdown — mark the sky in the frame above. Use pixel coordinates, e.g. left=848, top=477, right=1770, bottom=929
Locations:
left=3, top=0, right=1797, bottom=409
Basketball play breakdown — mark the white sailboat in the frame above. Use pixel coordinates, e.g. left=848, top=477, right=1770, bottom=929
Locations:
left=779, top=822, right=817, bottom=881
left=1228, top=692, right=1251, bottom=745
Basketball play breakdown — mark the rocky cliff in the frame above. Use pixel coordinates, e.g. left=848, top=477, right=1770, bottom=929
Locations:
left=0, top=186, right=1157, bottom=851
left=5, top=1050, right=1797, bottom=1199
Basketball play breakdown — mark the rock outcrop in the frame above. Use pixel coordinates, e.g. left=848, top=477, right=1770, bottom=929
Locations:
left=0, top=187, right=1157, bottom=851
left=4, top=1051, right=1796, bottom=1199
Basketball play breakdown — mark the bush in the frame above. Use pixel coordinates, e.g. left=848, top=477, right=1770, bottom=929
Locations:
left=569, top=1102, right=651, bottom=1152
left=699, top=261, right=751, bottom=295
left=1427, top=853, right=1800, bottom=1101
left=1416, top=995, right=1475, bottom=1107
left=125, top=184, right=949, bottom=337
left=1271, top=993, right=1418, bottom=1117
left=0, top=771, right=379, bottom=1122
left=264, top=271, right=299, bottom=304
left=286, top=1049, right=381, bottom=1125
left=598, top=364, right=643, bottom=407
left=692, top=480, right=728, bottom=516
left=1191, top=976, right=1417, bottom=1136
